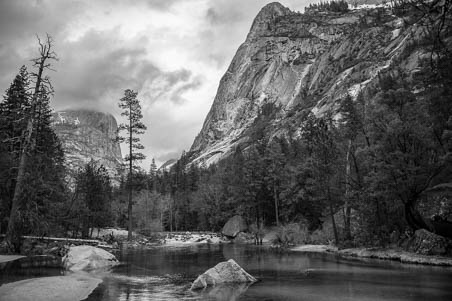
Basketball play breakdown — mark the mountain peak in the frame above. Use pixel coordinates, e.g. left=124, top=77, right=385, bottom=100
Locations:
left=260, top=2, right=289, bottom=14
left=188, top=1, right=413, bottom=166
left=51, top=109, right=123, bottom=187
left=246, top=2, right=292, bottom=41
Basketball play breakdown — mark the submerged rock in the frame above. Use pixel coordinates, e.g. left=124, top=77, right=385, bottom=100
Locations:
left=0, top=274, right=101, bottom=301
left=63, top=245, right=119, bottom=271
left=191, top=259, right=257, bottom=290
left=222, top=215, right=247, bottom=238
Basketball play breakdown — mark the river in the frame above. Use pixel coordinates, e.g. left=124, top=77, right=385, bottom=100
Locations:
left=2, top=244, right=452, bottom=300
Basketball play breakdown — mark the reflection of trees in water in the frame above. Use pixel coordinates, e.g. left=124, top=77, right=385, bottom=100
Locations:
left=222, top=244, right=312, bottom=277
left=85, top=273, right=190, bottom=301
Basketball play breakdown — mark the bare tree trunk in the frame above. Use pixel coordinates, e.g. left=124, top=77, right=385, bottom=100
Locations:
left=328, top=187, right=339, bottom=246
left=344, top=140, right=352, bottom=241
left=128, top=185, right=132, bottom=240
left=169, top=201, right=173, bottom=233
left=128, top=102, right=133, bottom=241
left=273, top=180, right=279, bottom=227
left=5, top=153, right=29, bottom=252
left=4, top=35, right=56, bottom=253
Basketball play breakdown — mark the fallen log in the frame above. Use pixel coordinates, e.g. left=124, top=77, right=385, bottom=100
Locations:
left=0, top=234, right=100, bottom=244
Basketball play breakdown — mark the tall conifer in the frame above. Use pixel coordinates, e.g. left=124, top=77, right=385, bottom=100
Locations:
left=117, top=89, right=147, bottom=240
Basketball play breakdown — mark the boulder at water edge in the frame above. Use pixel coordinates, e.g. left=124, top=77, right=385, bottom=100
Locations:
left=63, top=245, right=119, bottom=271
left=191, top=259, right=257, bottom=290
left=404, top=229, right=451, bottom=255
left=222, top=215, right=247, bottom=238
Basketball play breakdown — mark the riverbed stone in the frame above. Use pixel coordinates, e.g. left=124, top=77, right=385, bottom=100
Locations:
left=0, top=274, right=102, bottom=301
left=191, top=259, right=257, bottom=290
left=222, top=215, right=247, bottom=238
left=63, top=245, right=119, bottom=271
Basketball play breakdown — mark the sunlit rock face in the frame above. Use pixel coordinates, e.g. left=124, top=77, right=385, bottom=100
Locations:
left=51, top=110, right=123, bottom=186
left=189, top=2, right=419, bottom=166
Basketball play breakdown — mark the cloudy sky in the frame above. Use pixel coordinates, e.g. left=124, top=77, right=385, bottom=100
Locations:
left=0, top=0, right=314, bottom=168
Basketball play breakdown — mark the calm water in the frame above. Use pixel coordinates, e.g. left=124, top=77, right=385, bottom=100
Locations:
left=2, top=244, right=452, bottom=300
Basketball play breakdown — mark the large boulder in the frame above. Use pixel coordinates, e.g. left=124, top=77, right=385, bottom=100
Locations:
left=222, top=215, right=247, bottom=238
left=191, top=259, right=257, bottom=290
left=63, top=245, right=119, bottom=271
left=404, top=229, right=451, bottom=256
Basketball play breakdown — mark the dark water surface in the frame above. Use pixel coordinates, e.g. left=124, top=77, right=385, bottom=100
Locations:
left=2, top=244, right=452, bottom=300
left=90, top=244, right=452, bottom=301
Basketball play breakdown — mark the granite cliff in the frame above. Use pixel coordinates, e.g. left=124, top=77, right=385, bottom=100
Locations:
left=189, top=2, right=423, bottom=165
left=51, top=110, right=123, bottom=185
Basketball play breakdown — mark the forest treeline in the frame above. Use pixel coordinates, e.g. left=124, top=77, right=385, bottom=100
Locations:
left=0, top=0, right=451, bottom=251
left=144, top=0, right=452, bottom=246
left=305, top=0, right=349, bottom=13
left=147, top=57, right=452, bottom=246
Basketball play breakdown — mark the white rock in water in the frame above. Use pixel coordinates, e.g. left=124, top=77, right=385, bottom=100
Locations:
left=191, top=259, right=257, bottom=290
left=63, top=245, right=119, bottom=271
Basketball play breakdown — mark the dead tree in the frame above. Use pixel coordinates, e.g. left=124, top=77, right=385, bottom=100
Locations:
left=3, top=34, right=57, bottom=253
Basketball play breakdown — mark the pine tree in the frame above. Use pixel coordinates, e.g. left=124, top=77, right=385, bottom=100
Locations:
left=117, top=89, right=147, bottom=240
left=364, top=75, right=452, bottom=238
left=72, top=160, right=113, bottom=238
left=24, top=85, right=66, bottom=235
left=301, top=114, right=343, bottom=245
left=4, top=35, right=58, bottom=252
left=0, top=66, right=31, bottom=236
left=149, top=158, right=158, bottom=192
left=0, top=66, right=31, bottom=155
left=264, top=139, right=285, bottom=226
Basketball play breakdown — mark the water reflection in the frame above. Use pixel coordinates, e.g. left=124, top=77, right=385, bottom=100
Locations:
left=199, top=283, right=253, bottom=301
left=2, top=243, right=452, bottom=300
left=84, top=244, right=452, bottom=300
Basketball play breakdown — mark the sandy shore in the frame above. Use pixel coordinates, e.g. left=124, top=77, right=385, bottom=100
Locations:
left=0, top=274, right=102, bottom=301
left=291, top=244, right=452, bottom=266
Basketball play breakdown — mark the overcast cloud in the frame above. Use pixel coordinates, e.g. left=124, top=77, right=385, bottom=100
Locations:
left=0, top=0, right=314, bottom=168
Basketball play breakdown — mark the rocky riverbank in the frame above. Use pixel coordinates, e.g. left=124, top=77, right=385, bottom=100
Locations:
left=0, top=245, right=120, bottom=301
left=291, top=244, right=452, bottom=266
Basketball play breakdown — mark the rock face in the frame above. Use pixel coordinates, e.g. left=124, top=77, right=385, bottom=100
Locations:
left=159, top=159, right=177, bottom=171
left=51, top=110, right=123, bottom=186
left=222, top=215, right=247, bottom=238
left=63, top=245, right=119, bottom=271
left=188, top=2, right=420, bottom=165
left=404, top=229, right=451, bottom=256
left=191, top=259, right=257, bottom=290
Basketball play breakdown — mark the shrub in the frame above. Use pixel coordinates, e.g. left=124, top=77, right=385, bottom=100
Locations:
left=271, top=223, right=309, bottom=246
